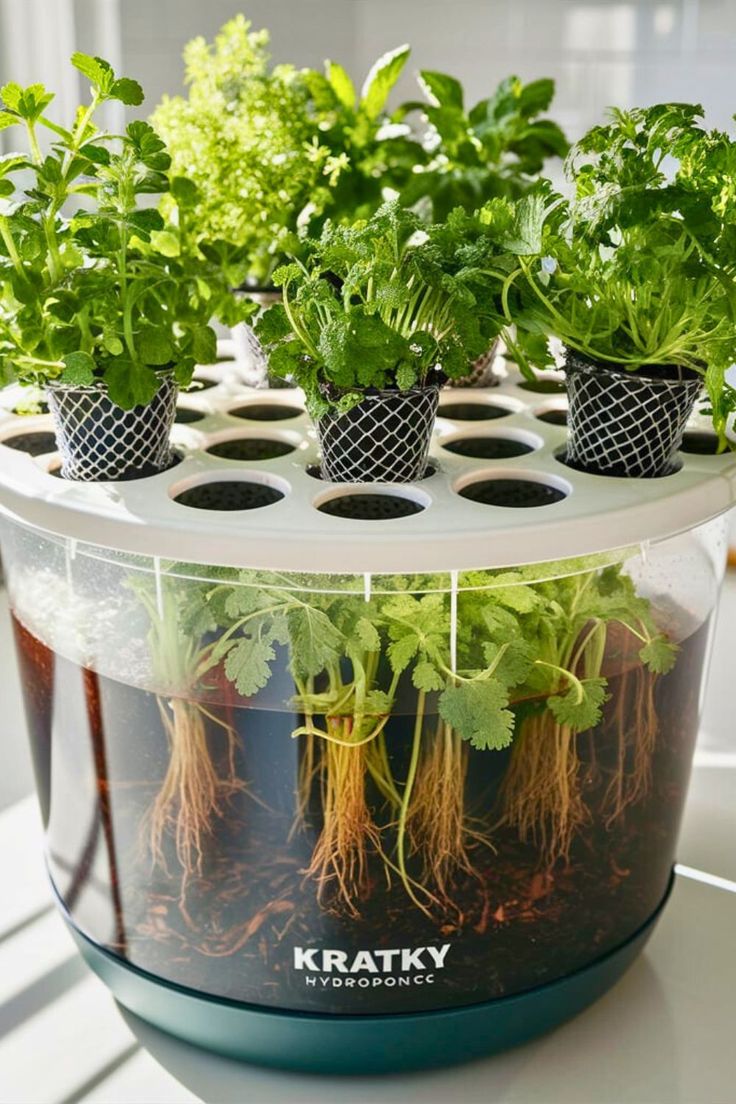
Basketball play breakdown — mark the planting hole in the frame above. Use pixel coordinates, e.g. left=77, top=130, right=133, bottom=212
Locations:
left=518, top=378, right=566, bottom=394
left=680, top=430, right=720, bottom=455
left=2, top=431, right=57, bottom=456
left=442, top=436, right=535, bottom=460
left=317, top=492, right=426, bottom=520
left=459, top=477, right=567, bottom=508
left=535, top=407, right=568, bottom=427
left=230, top=402, right=303, bottom=422
left=174, top=479, right=284, bottom=511
left=439, top=401, right=511, bottom=421
left=207, top=437, right=296, bottom=461
left=557, top=448, right=681, bottom=479
left=175, top=406, right=206, bottom=425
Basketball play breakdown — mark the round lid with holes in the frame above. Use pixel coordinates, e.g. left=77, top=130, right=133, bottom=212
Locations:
left=0, top=354, right=734, bottom=574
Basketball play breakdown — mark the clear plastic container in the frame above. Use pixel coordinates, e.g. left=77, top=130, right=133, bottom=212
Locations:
left=1, top=512, right=725, bottom=1017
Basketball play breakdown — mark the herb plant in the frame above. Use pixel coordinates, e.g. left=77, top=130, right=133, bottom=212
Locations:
left=492, top=105, right=736, bottom=442
left=152, top=16, right=329, bottom=288
left=397, top=73, right=569, bottom=221
left=0, top=54, right=239, bottom=408
left=255, top=201, right=504, bottom=414
left=300, top=45, right=426, bottom=232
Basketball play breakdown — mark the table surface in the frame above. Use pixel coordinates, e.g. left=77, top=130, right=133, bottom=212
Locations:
left=1, top=580, right=735, bottom=1104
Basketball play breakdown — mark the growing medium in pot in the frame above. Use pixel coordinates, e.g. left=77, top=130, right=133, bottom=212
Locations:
left=493, top=104, right=736, bottom=475
left=5, top=520, right=721, bottom=1015
left=255, top=201, right=505, bottom=481
left=0, top=54, right=241, bottom=480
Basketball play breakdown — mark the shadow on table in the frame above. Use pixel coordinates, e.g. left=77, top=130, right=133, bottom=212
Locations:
left=117, top=955, right=679, bottom=1104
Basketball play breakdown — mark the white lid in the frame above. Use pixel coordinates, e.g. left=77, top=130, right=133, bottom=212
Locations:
left=0, top=353, right=734, bottom=573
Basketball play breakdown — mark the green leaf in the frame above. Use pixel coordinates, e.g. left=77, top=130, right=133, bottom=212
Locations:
left=412, top=660, right=445, bottom=692
left=417, top=70, right=464, bottom=111
left=287, top=604, right=344, bottom=679
left=150, top=229, right=180, bottom=257
left=110, top=77, right=144, bottom=106
left=192, top=325, right=217, bottom=366
left=137, top=327, right=173, bottom=366
left=71, top=53, right=112, bottom=87
left=518, top=78, right=555, bottom=117
left=326, top=60, right=356, bottom=110
left=224, top=634, right=275, bottom=697
left=354, top=616, right=380, bottom=651
left=639, top=635, right=678, bottom=675
left=387, top=632, right=419, bottom=674
left=547, top=676, right=609, bottom=733
left=0, top=111, right=17, bottom=131
left=439, top=680, right=515, bottom=751
left=0, top=83, right=22, bottom=112
left=360, top=44, right=410, bottom=119
left=104, top=360, right=159, bottom=409
left=60, top=350, right=96, bottom=387
left=170, top=175, right=199, bottom=207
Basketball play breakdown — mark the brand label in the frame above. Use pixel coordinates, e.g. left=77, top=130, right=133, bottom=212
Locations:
left=293, top=943, right=451, bottom=989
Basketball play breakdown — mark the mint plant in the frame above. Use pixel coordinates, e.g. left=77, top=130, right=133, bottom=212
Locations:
left=255, top=201, right=505, bottom=414
left=0, top=54, right=239, bottom=408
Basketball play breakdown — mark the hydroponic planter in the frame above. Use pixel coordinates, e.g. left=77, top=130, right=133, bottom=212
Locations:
left=0, top=352, right=734, bottom=1074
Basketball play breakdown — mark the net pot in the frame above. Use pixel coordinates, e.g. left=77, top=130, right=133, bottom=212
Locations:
left=447, top=338, right=501, bottom=388
left=46, top=373, right=178, bottom=482
left=230, top=288, right=283, bottom=388
left=317, top=383, right=440, bottom=483
left=564, top=350, right=703, bottom=478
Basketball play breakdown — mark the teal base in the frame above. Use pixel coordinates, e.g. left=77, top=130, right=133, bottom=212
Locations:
left=63, top=880, right=670, bottom=1075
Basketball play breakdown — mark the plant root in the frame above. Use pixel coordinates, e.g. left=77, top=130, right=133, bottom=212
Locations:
left=603, top=664, right=659, bottom=825
left=146, top=697, right=245, bottom=878
left=496, top=712, right=590, bottom=868
left=303, top=718, right=383, bottom=918
left=409, top=721, right=489, bottom=905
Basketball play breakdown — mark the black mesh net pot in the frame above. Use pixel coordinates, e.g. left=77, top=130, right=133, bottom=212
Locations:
left=46, top=375, right=178, bottom=481
left=564, top=351, right=702, bottom=478
left=317, top=385, right=440, bottom=483
left=447, top=338, right=501, bottom=388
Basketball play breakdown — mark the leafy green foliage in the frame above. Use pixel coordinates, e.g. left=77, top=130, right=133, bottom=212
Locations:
left=493, top=105, right=736, bottom=442
left=548, top=676, right=609, bottom=733
left=255, top=201, right=509, bottom=411
left=397, top=73, right=569, bottom=221
left=300, top=44, right=425, bottom=238
left=440, top=680, right=516, bottom=750
left=0, top=55, right=242, bottom=407
left=152, top=16, right=329, bottom=286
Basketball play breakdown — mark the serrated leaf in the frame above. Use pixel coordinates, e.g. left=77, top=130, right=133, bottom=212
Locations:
left=287, top=604, right=344, bottom=679
left=439, top=680, right=515, bottom=751
left=547, top=676, right=609, bottom=733
left=387, top=632, right=419, bottom=674
left=0, top=111, right=17, bottom=130
left=71, top=53, right=112, bottom=85
left=60, top=350, right=96, bottom=387
left=354, top=616, right=380, bottom=651
left=639, top=635, right=678, bottom=675
left=412, top=660, right=445, bottom=692
left=110, top=77, right=144, bottom=107
left=360, top=44, right=410, bottom=120
left=224, top=634, right=275, bottom=697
